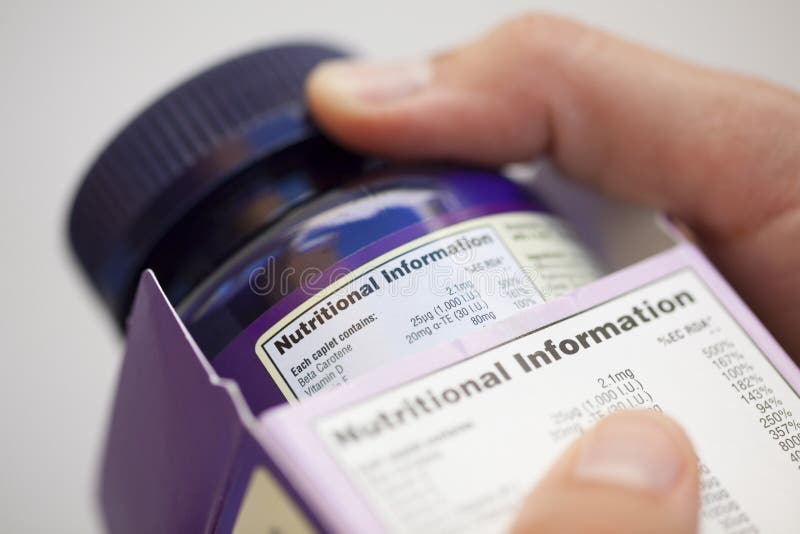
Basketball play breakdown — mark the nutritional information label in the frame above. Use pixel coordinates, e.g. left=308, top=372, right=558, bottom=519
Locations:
left=316, top=269, right=800, bottom=534
left=255, top=213, right=598, bottom=400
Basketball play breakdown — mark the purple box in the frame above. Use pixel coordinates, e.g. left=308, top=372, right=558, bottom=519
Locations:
left=99, top=179, right=800, bottom=533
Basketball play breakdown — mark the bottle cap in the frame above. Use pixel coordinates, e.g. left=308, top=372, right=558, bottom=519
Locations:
left=68, top=43, right=345, bottom=321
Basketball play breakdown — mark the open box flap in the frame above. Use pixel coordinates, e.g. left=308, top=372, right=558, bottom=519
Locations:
left=99, top=271, right=261, bottom=533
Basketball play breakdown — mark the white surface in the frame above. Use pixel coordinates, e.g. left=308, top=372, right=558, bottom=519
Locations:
left=0, top=1, right=798, bottom=532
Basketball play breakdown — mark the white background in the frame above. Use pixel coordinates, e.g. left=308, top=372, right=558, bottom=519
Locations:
left=1, top=1, right=798, bottom=532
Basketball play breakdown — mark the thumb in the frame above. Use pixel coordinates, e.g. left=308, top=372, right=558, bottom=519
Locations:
left=511, top=410, right=699, bottom=534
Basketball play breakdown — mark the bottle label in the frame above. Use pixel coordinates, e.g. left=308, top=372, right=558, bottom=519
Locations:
left=231, top=467, right=315, bottom=534
left=253, top=212, right=600, bottom=401
left=312, top=268, right=800, bottom=533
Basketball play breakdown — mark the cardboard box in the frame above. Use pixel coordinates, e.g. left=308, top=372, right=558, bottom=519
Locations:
left=99, top=174, right=800, bottom=533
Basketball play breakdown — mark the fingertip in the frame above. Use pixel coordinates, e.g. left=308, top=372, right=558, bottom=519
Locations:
left=305, top=59, right=433, bottom=158
left=304, top=60, right=360, bottom=134
left=512, top=411, right=699, bottom=534
left=573, top=411, right=696, bottom=493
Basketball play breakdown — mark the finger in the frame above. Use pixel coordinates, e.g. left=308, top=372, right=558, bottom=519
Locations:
left=306, top=14, right=800, bottom=356
left=307, top=14, right=800, bottom=238
left=510, top=410, right=699, bottom=534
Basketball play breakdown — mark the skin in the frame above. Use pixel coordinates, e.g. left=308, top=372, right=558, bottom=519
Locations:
left=508, top=411, right=699, bottom=534
left=305, top=14, right=800, bottom=533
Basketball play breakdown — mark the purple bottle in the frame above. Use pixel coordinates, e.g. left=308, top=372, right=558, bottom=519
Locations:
left=69, top=43, right=599, bottom=412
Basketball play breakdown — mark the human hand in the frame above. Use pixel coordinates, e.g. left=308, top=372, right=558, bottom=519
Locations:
left=508, top=410, right=698, bottom=533
left=305, top=14, right=800, bottom=532
left=306, top=14, right=800, bottom=361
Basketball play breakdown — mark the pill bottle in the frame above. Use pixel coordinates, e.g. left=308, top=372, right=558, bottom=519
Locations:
left=69, top=44, right=600, bottom=411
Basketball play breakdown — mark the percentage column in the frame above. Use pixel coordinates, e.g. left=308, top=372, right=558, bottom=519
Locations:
left=704, top=339, right=800, bottom=471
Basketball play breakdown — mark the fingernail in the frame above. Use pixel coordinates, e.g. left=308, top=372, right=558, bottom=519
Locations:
left=312, top=59, right=433, bottom=103
left=574, top=413, right=685, bottom=492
